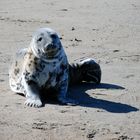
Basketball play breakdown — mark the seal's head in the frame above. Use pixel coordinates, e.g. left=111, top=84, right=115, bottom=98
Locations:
left=31, top=28, right=62, bottom=59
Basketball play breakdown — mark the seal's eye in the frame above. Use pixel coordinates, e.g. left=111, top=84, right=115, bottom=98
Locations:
left=50, top=34, right=57, bottom=39
left=37, top=37, right=42, bottom=42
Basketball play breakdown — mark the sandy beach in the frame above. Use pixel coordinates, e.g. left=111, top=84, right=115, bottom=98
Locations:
left=0, top=0, right=140, bottom=139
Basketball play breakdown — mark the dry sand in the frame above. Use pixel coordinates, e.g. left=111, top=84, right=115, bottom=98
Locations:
left=0, top=0, right=140, bottom=139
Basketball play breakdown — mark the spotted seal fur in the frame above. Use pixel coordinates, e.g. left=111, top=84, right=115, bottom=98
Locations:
left=9, top=28, right=101, bottom=107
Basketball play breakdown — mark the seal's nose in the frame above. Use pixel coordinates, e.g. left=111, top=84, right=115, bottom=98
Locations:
left=46, top=43, right=56, bottom=51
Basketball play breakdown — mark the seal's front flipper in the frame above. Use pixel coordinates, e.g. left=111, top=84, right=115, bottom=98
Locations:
left=23, top=80, right=42, bottom=108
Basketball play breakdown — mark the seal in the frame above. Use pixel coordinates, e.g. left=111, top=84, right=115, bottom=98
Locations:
left=9, top=28, right=101, bottom=107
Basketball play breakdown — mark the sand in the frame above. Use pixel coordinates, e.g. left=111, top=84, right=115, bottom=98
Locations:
left=0, top=0, right=140, bottom=139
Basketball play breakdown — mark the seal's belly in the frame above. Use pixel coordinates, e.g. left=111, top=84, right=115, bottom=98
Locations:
left=39, top=65, right=61, bottom=89
left=39, top=72, right=54, bottom=88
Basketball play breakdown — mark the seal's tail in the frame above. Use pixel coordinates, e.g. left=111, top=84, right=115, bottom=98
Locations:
left=69, top=58, right=101, bottom=85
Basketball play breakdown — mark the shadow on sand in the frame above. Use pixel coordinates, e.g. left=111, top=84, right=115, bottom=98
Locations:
left=45, top=83, right=139, bottom=113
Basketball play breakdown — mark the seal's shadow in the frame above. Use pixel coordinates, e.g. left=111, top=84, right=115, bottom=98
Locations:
left=43, top=83, right=139, bottom=113
left=68, top=83, right=139, bottom=113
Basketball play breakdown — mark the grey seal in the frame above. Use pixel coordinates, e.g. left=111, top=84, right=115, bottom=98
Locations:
left=9, top=28, right=101, bottom=107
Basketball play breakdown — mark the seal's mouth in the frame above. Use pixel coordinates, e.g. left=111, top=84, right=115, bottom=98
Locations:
left=43, top=43, right=60, bottom=58
left=46, top=48, right=59, bottom=57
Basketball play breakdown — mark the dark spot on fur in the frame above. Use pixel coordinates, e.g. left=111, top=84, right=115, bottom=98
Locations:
left=40, top=63, right=45, bottom=69
left=16, top=83, right=22, bottom=90
left=58, top=57, right=63, bottom=61
left=23, top=70, right=30, bottom=80
left=35, top=66, right=43, bottom=72
left=53, top=62, right=56, bottom=67
left=14, top=68, right=20, bottom=75
left=16, top=87, right=20, bottom=90
left=38, top=49, right=41, bottom=54
left=34, top=62, right=45, bottom=72
left=32, top=75, right=36, bottom=79
left=60, top=64, right=67, bottom=71
left=29, top=60, right=33, bottom=64
left=58, top=47, right=61, bottom=51
left=28, top=63, right=31, bottom=67
left=25, top=70, right=30, bottom=76
left=24, top=71, right=37, bottom=83
left=27, top=80, right=36, bottom=85
left=34, top=62, right=38, bottom=65
left=56, top=72, right=63, bottom=82
left=28, top=52, right=33, bottom=59
left=34, top=57, right=38, bottom=62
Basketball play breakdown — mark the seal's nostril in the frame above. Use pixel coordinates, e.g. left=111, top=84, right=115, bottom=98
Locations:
left=47, top=44, right=55, bottom=50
